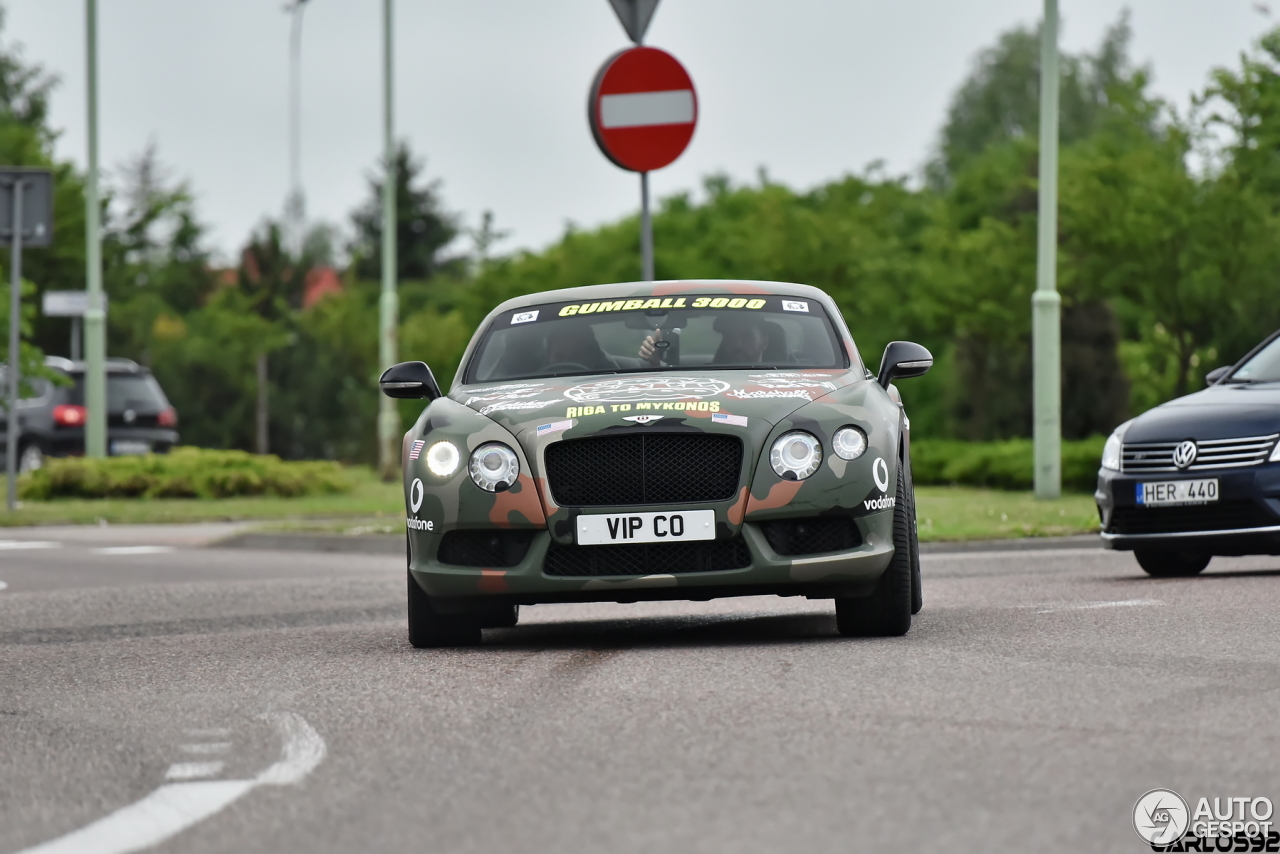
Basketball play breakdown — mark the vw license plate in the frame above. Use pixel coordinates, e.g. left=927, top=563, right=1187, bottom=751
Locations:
left=1136, top=479, right=1218, bottom=506
left=110, top=440, right=152, bottom=456
left=577, top=510, right=716, bottom=545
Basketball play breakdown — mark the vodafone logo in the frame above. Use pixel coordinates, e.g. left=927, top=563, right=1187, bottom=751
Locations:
left=863, top=496, right=897, bottom=511
left=872, top=457, right=890, bottom=493
left=409, top=478, right=424, bottom=514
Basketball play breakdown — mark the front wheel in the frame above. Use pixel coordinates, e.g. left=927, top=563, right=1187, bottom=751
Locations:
left=1134, top=549, right=1210, bottom=577
left=835, top=457, right=914, bottom=637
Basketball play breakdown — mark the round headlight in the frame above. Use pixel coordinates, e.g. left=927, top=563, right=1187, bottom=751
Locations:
left=425, top=441, right=460, bottom=477
left=770, top=431, right=822, bottom=481
left=832, top=426, right=868, bottom=461
left=469, top=443, right=520, bottom=492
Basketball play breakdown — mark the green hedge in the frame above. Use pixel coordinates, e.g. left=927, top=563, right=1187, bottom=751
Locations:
left=910, top=436, right=1106, bottom=493
left=19, top=448, right=353, bottom=500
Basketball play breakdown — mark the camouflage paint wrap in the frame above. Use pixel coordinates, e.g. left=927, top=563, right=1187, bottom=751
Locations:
left=404, top=280, right=909, bottom=604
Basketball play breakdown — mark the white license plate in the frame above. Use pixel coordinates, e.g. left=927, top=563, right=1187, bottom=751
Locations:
left=110, top=440, right=152, bottom=456
left=1136, top=479, right=1219, bottom=506
left=577, top=509, right=716, bottom=545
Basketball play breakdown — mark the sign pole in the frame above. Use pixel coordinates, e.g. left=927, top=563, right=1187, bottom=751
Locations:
left=639, top=171, right=654, bottom=281
left=376, top=0, right=400, bottom=480
left=5, top=179, right=22, bottom=510
left=1033, top=0, right=1061, bottom=499
left=83, top=0, right=107, bottom=459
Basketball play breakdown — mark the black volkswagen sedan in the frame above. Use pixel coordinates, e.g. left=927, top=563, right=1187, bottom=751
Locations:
left=1096, top=330, right=1280, bottom=576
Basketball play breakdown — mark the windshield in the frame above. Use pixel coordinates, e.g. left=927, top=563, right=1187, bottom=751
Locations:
left=1230, top=335, right=1280, bottom=383
left=466, top=295, right=848, bottom=383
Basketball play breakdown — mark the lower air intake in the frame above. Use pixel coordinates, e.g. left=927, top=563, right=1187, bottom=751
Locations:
left=544, top=538, right=751, bottom=577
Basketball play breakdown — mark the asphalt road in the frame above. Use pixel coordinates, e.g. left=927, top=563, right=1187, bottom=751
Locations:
left=2, top=531, right=1279, bottom=853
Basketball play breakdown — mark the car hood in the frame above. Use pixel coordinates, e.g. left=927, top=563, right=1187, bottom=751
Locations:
left=450, top=370, right=860, bottom=438
left=1124, top=382, right=1280, bottom=442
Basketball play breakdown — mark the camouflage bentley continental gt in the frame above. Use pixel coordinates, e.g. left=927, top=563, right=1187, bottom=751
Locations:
left=379, top=280, right=933, bottom=647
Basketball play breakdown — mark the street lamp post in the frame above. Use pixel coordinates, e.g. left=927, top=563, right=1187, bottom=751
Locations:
left=1033, top=0, right=1062, bottom=498
left=83, top=0, right=106, bottom=458
left=287, top=0, right=309, bottom=256
left=377, top=0, right=399, bottom=479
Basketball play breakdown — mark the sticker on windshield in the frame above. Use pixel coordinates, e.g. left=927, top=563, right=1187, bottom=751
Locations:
left=781, top=300, right=809, bottom=312
left=511, top=310, right=539, bottom=324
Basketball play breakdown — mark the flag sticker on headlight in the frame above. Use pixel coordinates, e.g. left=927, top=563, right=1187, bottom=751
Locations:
left=409, top=440, right=425, bottom=460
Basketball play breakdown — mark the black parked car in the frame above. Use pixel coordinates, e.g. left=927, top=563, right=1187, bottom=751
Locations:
left=1096, top=329, right=1280, bottom=576
left=0, top=357, right=179, bottom=472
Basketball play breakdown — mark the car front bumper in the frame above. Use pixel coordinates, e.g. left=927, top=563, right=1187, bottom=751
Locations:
left=1095, top=464, right=1280, bottom=555
left=409, top=512, right=897, bottom=608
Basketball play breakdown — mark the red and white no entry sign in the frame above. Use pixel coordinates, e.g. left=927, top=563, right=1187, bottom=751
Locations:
left=588, top=46, right=697, bottom=173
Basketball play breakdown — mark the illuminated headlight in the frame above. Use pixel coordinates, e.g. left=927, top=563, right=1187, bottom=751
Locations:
left=770, top=431, right=822, bottom=481
left=832, top=426, right=868, bottom=461
left=1101, top=420, right=1132, bottom=471
left=425, top=441, right=461, bottom=477
left=469, top=443, right=520, bottom=492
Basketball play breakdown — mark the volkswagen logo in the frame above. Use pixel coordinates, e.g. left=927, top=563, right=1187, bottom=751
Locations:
left=1172, top=440, right=1198, bottom=470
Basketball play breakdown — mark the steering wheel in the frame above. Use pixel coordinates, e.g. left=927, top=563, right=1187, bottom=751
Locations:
left=543, top=361, right=591, bottom=374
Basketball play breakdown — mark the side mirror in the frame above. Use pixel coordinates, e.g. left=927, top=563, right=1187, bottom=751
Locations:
left=379, top=361, right=442, bottom=400
left=877, top=341, right=933, bottom=389
left=1205, top=366, right=1231, bottom=387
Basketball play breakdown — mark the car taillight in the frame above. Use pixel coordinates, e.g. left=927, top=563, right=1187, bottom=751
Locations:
left=53, top=404, right=87, bottom=427
left=158, top=407, right=178, bottom=427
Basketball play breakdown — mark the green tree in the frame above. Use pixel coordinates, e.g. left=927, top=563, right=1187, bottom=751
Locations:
left=348, top=142, right=463, bottom=282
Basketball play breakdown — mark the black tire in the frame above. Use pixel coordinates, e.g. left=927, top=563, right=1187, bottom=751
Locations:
left=407, top=567, right=482, bottom=648
left=835, top=457, right=913, bottom=637
left=903, top=452, right=923, bottom=615
left=1134, top=549, right=1211, bottom=577
left=480, top=604, right=519, bottom=629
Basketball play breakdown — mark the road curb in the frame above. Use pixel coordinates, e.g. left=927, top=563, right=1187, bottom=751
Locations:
left=215, top=532, right=403, bottom=555
left=920, top=534, right=1100, bottom=554
left=213, top=530, right=1101, bottom=556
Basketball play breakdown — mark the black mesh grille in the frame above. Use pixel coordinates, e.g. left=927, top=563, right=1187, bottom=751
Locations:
left=759, top=516, right=863, bottom=556
left=437, top=530, right=534, bottom=567
left=544, top=538, right=751, bottom=577
left=1109, top=501, right=1278, bottom=535
left=545, top=433, right=742, bottom=506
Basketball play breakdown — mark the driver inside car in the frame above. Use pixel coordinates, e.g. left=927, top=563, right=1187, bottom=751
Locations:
left=639, top=314, right=772, bottom=367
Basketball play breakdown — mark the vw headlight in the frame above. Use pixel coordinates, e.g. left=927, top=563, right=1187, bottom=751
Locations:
left=425, top=441, right=461, bottom=477
left=832, top=426, right=868, bottom=461
left=469, top=443, right=520, bottom=492
left=1100, top=420, right=1132, bottom=471
left=770, top=431, right=822, bottom=481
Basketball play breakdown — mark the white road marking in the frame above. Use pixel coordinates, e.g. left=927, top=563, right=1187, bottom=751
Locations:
left=180, top=742, right=230, bottom=755
left=15, top=712, right=326, bottom=854
left=1034, top=599, right=1163, bottom=614
left=0, top=581, right=7, bottom=592
left=91, top=546, right=175, bottom=556
left=185, top=728, right=231, bottom=738
left=165, top=762, right=225, bottom=781
left=0, top=540, right=60, bottom=550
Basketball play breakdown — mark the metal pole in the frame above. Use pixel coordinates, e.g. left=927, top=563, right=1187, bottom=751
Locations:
left=376, top=0, right=400, bottom=479
left=1033, top=0, right=1061, bottom=499
left=287, top=0, right=308, bottom=255
left=71, top=317, right=80, bottom=361
left=640, top=171, right=654, bottom=281
left=6, top=180, right=23, bottom=510
left=83, top=0, right=107, bottom=458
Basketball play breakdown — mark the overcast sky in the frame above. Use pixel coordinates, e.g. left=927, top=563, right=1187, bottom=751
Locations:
left=3, top=1, right=1273, bottom=262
